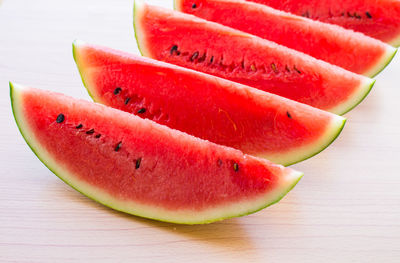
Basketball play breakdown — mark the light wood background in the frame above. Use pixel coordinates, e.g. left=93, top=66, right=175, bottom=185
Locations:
left=1, top=0, right=400, bottom=262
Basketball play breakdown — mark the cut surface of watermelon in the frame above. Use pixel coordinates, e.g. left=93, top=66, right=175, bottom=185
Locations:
left=247, top=0, right=400, bottom=47
left=10, top=83, right=303, bottom=224
left=73, top=41, right=346, bottom=166
left=133, top=0, right=375, bottom=115
left=175, top=0, right=397, bottom=77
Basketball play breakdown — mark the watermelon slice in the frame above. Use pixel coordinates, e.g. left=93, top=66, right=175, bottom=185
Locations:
left=247, top=0, right=400, bottom=47
left=73, top=41, right=346, bottom=166
left=10, top=83, right=303, bottom=224
left=175, top=0, right=397, bottom=77
left=133, top=0, right=375, bottom=115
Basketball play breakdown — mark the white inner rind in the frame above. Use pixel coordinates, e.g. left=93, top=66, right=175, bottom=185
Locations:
left=259, top=114, right=346, bottom=166
left=364, top=46, right=398, bottom=77
left=388, top=34, right=400, bottom=47
left=10, top=83, right=303, bottom=224
left=328, top=77, right=375, bottom=115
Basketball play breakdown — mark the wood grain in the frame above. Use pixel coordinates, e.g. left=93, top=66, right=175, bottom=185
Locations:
left=1, top=0, right=399, bottom=262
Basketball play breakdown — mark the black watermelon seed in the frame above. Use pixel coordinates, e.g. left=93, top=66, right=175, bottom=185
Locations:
left=76, top=124, right=83, bottom=129
left=366, top=11, right=372, bottom=18
left=86, top=129, right=95, bottom=135
left=285, top=65, right=291, bottom=72
left=137, top=108, right=146, bottom=114
left=354, top=13, right=361, bottom=19
left=217, top=159, right=223, bottom=167
left=210, top=56, right=214, bottom=64
left=190, top=51, right=199, bottom=61
left=135, top=158, right=142, bottom=169
left=114, top=87, right=122, bottom=95
left=233, top=162, right=239, bottom=172
left=192, top=3, right=197, bottom=9
left=95, top=134, right=101, bottom=138
left=294, top=66, right=301, bottom=74
left=114, top=141, right=122, bottom=152
left=170, top=45, right=178, bottom=55
left=347, top=11, right=353, bottom=17
left=56, top=114, right=65, bottom=123
left=125, top=97, right=131, bottom=105
left=287, top=111, right=292, bottom=119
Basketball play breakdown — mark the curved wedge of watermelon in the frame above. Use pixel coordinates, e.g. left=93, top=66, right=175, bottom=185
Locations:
left=175, top=0, right=397, bottom=77
left=133, top=0, right=375, bottom=115
left=247, top=0, right=400, bottom=47
left=10, top=83, right=303, bottom=224
left=73, top=41, right=346, bottom=166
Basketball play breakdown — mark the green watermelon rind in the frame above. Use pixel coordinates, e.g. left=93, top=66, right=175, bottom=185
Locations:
left=330, top=77, right=376, bottom=115
left=10, top=82, right=303, bottom=224
left=366, top=47, right=398, bottom=78
left=389, top=34, right=400, bottom=47
left=268, top=115, right=346, bottom=166
left=72, top=40, right=94, bottom=99
left=133, top=0, right=150, bottom=57
left=9, top=82, right=102, bottom=220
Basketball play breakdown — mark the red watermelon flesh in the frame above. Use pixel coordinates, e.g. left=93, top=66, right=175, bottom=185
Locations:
left=134, top=1, right=375, bottom=115
left=10, top=83, right=303, bottom=224
left=175, top=0, right=397, bottom=77
left=247, top=0, right=400, bottom=47
left=73, top=41, right=346, bottom=166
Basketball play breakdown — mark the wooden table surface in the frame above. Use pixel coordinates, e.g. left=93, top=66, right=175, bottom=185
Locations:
left=1, top=0, right=400, bottom=262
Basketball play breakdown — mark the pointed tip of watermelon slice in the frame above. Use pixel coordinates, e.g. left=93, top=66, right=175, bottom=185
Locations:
left=72, top=40, right=96, bottom=101
left=330, top=77, right=376, bottom=116
left=72, top=40, right=82, bottom=66
left=205, top=169, right=304, bottom=224
left=133, top=0, right=150, bottom=57
left=388, top=34, right=400, bottom=48
left=10, top=82, right=28, bottom=128
left=262, top=114, right=346, bottom=166
left=9, top=81, right=17, bottom=91
left=9, top=83, right=60, bottom=190
left=9, top=82, right=24, bottom=98
left=366, top=46, right=398, bottom=78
